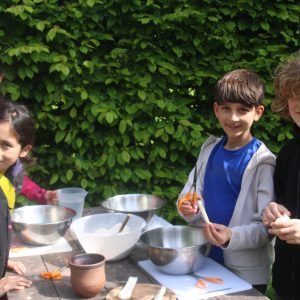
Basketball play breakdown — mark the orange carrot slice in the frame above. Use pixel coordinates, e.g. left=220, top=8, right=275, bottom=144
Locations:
left=195, top=279, right=207, bottom=288
left=40, top=271, right=63, bottom=280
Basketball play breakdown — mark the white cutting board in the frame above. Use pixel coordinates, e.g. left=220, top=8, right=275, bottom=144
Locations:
left=139, top=257, right=252, bottom=300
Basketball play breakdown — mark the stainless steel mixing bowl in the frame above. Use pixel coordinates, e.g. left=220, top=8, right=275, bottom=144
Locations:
left=140, top=225, right=211, bottom=275
left=11, top=205, right=76, bottom=246
left=100, top=194, right=165, bottom=222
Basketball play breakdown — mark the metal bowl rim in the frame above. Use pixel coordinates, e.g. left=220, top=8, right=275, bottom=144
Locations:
left=11, top=205, right=76, bottom=225
left=140, top=225, right=209, bottom=250
left=100, top=193, right=166, bottom=212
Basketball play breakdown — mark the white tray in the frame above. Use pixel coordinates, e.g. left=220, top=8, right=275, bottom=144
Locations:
left=139, top=257, right=252, bottom=300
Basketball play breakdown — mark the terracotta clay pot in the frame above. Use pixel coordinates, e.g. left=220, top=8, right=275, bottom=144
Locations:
left=69, top=253, right=106, bottom=298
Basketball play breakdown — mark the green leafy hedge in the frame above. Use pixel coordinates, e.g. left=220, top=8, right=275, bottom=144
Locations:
left=0, top=0, right=299, bottom=222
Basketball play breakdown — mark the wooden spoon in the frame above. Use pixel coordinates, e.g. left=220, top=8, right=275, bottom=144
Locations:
left=118, top=214, right=131, bottom=233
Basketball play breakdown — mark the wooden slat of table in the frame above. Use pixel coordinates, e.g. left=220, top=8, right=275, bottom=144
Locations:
left=8, top=255, right=59, bottom=300
left=7, top=207, right=270, bottom=300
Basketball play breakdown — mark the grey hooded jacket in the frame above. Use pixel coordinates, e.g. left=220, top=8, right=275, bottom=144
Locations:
left=177, top=135, right=276, bottom=285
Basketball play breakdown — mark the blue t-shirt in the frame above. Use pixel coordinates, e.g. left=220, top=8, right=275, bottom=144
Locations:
left=203, top=136, right=261, bottom=263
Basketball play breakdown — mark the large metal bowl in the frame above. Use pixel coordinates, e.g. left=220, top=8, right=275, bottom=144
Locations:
left=11, top=205, right=76, bottom=246
left=140, top=226, right=211, bottom=275
left=100, top=194, right=165, bottom=222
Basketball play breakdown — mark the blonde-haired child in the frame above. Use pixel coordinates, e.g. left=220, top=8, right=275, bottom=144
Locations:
left=263, top=53, right=300, bottom=300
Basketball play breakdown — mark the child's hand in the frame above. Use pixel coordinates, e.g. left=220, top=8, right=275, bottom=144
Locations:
left=7, top=260, right=26, bottom=275
left=177, top=193, right=200, bottom=217
left=262, top=202, right=291, bottom=226
left=203, top=223, right=232, bottom=247
left=268, top=216, right=300, bottom=244
left=45, top=190, right=58, bottom=205
left=0, top=275, right=32, bottom=296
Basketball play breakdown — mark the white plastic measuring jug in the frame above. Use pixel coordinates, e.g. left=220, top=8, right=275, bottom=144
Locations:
left=58, top=187, right=88, bottom=220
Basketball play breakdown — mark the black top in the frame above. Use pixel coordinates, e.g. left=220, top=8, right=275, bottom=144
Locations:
left=0, top=160, right=23, bottom=299
left=0, top=188, right=11, bottom=278
left=272, top=124, right=300, bottom=299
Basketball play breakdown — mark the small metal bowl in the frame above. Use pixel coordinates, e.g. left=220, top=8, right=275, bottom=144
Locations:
left=11, top=205, right=76, bottom=246
left=100, top=194, right=165, bottom=222
left=140, top=226, right=211, bottom=275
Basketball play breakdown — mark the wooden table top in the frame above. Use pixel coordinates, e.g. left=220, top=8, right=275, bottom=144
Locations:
left=7, top=207, right=270, bottom=300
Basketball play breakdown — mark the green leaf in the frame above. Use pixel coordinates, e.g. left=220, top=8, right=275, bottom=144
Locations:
left=50, top=174, right=59, bottom=185
left=125, top=105, right=139, bottom=114
left=108, top=154, right=116, bottom=168
left=105, top=111, right=117, bottom=124
left=193, top=38, right=201, bottom=47
left=81, top=90, right=88, bottom=100
left=76, top=138, right=83, bottom=148
left=87, top=0, right=95, bottom=7
left=120, top=168, right=132, bottom=183
left=55, top=131, right=66, bottom=143
left=107, top=87, right=117, bottom=98
left=36, top=22, right=45, bottom=31
left=70, top=107, right=77, bottom=118
left=110, top=47, right=127, bottom=58
left=135, top=169, right=151, bottom=180
left=208, top=16, right=218, bottom=22
left=66, top=169, right=73, bottom=181
left=172, top=47, right=183, bottom=57
left=170, top=152, right=178, bottom=162
left=46, top=82, right=56, bottom=94
left=47, top=28, right=57, bottom=41
left=138, top=74, right=152, bottom=87
left=119, top=120, right=127, bottom=134
left=148, top=63, right=156, bottom=73
left=49, top=63, right=70, bottom=76
left=179, top=119, right=192, bottom=126
left=158, top=147, right=166, bottom=159
left=81, top=178, right=88, bottom=188
left=138, top=90, right=146, bottom=100
left=156, top=100, right=165, bottom=109
left=98, top=153, right=108, bottom=166
left=165, top=125, right=174, bottom=135
left=155, top=128, right=164, bottom=138
left=121, top=151, right=130, bottom=163
left=58, top=120, right=68, bottom=130
left=260, top=22, right=270, bottom=31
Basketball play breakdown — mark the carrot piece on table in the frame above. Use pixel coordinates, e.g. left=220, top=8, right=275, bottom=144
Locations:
left=195, top=279, right=207, bottom=288
left=51, top=271, right=63, bottom=280
left=40, top=272, right=51, bottom=279
left=40, top=271, right=63, bottom=280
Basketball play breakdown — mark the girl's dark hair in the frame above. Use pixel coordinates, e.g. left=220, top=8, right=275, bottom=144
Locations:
left=214, top=69, right=265, bottom=107
left=0, top=96, right=36, bottom=163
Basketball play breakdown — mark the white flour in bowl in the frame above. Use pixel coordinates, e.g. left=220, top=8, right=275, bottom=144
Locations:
left=93, top=223, right=130, bottom=235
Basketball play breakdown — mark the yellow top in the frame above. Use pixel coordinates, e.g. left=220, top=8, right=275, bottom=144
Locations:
left=0, top=173, right=16, bottom=209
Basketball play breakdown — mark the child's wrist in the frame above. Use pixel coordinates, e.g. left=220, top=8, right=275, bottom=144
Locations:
left=222, top=229, right=232, bottom=247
